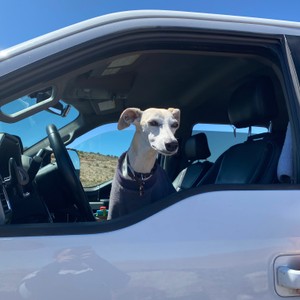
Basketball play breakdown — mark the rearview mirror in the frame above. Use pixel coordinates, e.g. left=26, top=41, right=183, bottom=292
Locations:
left=47, top=102, right=71, bottom=117
left=32, top=88, right=71, bottom=117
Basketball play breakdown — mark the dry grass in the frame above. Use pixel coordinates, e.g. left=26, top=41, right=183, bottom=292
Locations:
left=78, top=151, right=118, bottom=187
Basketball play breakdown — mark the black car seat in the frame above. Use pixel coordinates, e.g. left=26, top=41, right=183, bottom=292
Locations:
left=173, top=132, right=213, bottom=191
left=198, top=76, right=284, bottom=185
left=277, top=122, right=293, bottom=183
left=0, top=133, right=51, bottom=223
left=0, top=133, right=24, bottom=179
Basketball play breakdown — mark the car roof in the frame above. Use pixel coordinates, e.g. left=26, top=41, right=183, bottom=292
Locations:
left=2, top=9, right=300, bottom=62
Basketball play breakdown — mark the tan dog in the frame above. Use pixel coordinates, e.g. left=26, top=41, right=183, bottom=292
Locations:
left=108, top=107, right=180, bottom=219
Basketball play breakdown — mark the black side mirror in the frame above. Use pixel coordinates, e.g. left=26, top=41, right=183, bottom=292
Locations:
left=67, top=149, right=80, bottom=177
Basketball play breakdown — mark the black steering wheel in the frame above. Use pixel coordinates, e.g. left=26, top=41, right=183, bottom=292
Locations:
left=46, top=124, right=95, bottom=221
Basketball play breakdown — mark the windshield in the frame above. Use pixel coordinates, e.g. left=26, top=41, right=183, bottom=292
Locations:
left=0, top=100, right=79, bottom=149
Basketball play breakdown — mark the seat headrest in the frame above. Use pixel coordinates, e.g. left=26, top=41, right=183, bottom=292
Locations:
left=228, top=76, right=278, bottom=128
left=184, top=132, right=211, bottom=161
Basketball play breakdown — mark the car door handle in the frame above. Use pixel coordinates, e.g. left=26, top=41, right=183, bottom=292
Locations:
left=277, top=266, right=300, bottom=290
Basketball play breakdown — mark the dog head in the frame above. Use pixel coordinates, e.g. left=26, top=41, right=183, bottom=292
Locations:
left=118, top=107, right=180, bottom=155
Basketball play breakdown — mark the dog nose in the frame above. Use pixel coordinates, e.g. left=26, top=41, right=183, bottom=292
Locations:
left=165, top=141, right=178, bottom=152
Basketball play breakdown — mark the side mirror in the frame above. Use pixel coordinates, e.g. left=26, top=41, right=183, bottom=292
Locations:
left=67, top=149, right=80, bottom=177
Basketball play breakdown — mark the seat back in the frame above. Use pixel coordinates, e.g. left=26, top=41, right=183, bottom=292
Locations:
left=0, top=133, right=23, bottom=178
left=173, top=132, right=213, bottom=191
left=199, top=76, right=283, bottom=185
left=277, top=123, right=293, bottom=183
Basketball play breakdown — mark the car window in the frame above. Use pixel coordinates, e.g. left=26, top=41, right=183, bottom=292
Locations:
left=69, top=123, right=134, bottom=187
left=193, top=124, right=268, bottom=162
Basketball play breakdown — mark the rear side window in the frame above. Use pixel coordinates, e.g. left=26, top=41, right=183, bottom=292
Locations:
left=193, top=124, right=268, bottom=162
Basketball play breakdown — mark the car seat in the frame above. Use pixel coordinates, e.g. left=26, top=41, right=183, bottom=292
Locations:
left=173, top=132, right=213, bottom=191
left=277, top=122, right=293, bottom=183
left=0, top=133, right=24, bottom=179
left=0, top=133, right=51, bottom=223
left=198, top=76, right=284, bottom=185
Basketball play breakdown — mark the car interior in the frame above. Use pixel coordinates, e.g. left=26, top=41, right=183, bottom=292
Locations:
left=0, top=34, right=292, bottom=226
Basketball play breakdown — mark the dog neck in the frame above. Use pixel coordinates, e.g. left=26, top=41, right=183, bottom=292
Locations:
left=126, top=131, right=157, bottom=174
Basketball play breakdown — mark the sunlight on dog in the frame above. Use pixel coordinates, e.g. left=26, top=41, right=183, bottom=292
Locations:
left=108, top=107, right=180, bottom=219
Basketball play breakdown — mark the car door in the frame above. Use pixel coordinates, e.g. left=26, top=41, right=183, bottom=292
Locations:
left=1, top=13, right=300, bottom=300
left=1, top=188, right=300, bottom=300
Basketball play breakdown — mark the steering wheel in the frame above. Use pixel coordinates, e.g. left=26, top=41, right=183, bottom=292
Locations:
left=46, top=124, right=95, bottom=221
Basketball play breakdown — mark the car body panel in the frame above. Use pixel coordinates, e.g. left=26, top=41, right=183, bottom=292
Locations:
left=1, top=189, right=300, bottom=299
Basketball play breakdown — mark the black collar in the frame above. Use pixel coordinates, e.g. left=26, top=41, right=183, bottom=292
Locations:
left=126, top=155, right=157, bottom=196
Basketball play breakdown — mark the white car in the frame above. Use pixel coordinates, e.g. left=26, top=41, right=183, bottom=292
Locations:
left=0, top=10, right=299, bottom=300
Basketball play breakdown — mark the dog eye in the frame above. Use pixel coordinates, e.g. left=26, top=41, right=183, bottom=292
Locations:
left=171, top=122, right=179, bottom=128
left=149, top=120, right=159, bottom=126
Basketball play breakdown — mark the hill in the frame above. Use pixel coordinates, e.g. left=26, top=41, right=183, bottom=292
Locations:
left=78, top=151, right=118, bottom=187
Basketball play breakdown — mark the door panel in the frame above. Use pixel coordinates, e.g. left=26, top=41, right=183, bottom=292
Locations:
left=0, top=189, right=299, bottom=299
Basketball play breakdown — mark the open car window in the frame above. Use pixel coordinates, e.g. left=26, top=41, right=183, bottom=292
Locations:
left=0, top=10, right=296, bottom=233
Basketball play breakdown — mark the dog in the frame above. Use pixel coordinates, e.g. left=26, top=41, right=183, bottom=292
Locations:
left=108, top=107, right=180, bottom=219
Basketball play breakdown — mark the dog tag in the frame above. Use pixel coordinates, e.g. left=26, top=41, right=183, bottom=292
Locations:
left=139, top=184, right=144, bottom=196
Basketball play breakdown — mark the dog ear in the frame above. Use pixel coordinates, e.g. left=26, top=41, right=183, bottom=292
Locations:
left=168, top=108, right=180, bottom=124
left=118, top=108, right=143, bottom=130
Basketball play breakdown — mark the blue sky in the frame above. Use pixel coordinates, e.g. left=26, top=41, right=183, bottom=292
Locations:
left=2, top=0, right=300, bottom=49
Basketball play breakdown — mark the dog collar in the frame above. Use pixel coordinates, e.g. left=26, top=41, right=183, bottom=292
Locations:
left=126, top=154, right=156, bottom=196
